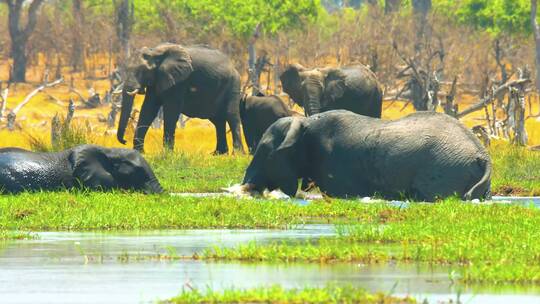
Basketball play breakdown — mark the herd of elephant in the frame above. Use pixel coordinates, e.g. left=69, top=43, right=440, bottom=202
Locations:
left=0, top=43, right=492, bottom=202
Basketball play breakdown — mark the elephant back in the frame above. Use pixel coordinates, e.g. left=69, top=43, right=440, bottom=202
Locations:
left=324, top=65, right=383, bottom=118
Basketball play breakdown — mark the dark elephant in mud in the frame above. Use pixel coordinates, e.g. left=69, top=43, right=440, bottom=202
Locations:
left=118, top=43, right=243, bottom=154
left=240, top=111, right=491, bottom=202
left=280, top=64, right=383, bottom=117
left=240, top=93, right=299, bottom=154
left=0, top=145, right=163, bottom=194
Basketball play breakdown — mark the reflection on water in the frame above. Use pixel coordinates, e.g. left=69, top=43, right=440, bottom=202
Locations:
left=2, top=225, right=336, bottom=263
left=492, top=196, right=540, bottom=207
left=1, top=226, right=540, bottom=303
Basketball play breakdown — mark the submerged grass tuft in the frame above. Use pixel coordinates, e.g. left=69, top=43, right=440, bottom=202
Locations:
left=0, top=230, right=35, bottom=240
left=164, top=285, right=415, bottom=304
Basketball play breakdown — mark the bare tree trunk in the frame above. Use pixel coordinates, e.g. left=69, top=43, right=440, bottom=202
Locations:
left=248, top=24, right=261, bottom=96
left=385, top=0, right=401, bottom=14
left=412, top=0, right=431, bottom=52
left=274, top=36, right=281, bottom=95
left=412, top=0, right=431, bottom=15
left=51, top=113, right=61, bottom=148
left=532, top=0, right=540, bottom=91
left=510, top=87, right=528, bottom=146
left=115, top=0, right=134, bottom=61
left=4, top=0, right=45, bottom=83
left=71, top=0, right=85, bottom=72
left=0, top=83, right=8, bottom=121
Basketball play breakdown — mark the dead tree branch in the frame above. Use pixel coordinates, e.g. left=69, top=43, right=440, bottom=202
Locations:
left=456, top=79, right=531, bottom=118
left=0, top=85, right=8, bottom=122
left=7, top=78, right=64, bottom=130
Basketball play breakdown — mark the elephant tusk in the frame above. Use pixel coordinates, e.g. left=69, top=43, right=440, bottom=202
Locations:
left=126, top=89, right=139, bottom=96
left=112, top=83, right=124, bottom=95
left=222, top=183, right=257, bottom=198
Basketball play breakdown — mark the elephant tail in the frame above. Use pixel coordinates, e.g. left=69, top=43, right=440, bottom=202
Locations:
left=239, top=94, right=248, bottom=121
left=463, top=156, right=492, bottom=201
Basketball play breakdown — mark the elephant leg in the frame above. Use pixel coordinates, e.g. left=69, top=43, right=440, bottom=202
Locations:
left=134, top=97, right=161, bottom=152
left=211, top=118, right=228, bottom=155
left=226, top=114, right=244, bottom=154
left=223, top=79, right=245, bottom=154
left=242, top=120, right=255, bottom=154
left=162, top=99, right=183, bottom=151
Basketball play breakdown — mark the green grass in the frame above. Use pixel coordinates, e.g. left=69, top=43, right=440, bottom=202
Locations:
left=202, top=199, right=540, bottom=284
left=147, top=152, right=250, bottom=193
left=490, top=145, right=540, bottom=196
left=164, top=285, right=415, bottom=304
left=27, top=119, right=91, bottom=152
left=0, top=192, right=391, bottom=230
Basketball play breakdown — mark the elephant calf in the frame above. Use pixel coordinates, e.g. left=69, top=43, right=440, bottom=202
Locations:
left=0, top=145, right=163, bottom=194
left=241, top=110, right=491, bottom=202
left=240, top=94, right=298, bottom=154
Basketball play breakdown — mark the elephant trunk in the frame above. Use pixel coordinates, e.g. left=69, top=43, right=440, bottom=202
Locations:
left=306, top=96, right=321, bottom=116
left=304, top=80, right=322, bottom=116
left=143, top=177, right=164, bottom=194
left=117, top=91, right=135, bottom=145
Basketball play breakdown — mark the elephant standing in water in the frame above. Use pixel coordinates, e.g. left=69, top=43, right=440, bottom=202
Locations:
left=240, top=93, right=298, bottom=154
left=118, top=43, right=244, bottom=154
left=280, top=64, right=383, bottom=117
left=240, top=111, right=491, bottom=202
left=0, top=145, right=163, bottom=194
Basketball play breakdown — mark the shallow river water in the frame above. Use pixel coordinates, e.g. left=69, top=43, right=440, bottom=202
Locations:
left=2, top=223, right=540, bottom=304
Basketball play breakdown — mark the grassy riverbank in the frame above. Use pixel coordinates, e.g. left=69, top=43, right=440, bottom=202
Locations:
left=164, top=285, right=415, bottom=304
left=202, top=199, right=540, bottom=284
left=8, top=194, right=538, bottom=284
left=0, top=193, right=390, bottom=230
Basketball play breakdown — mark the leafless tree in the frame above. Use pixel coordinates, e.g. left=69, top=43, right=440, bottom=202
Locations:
left=2, top=0, right=45, bottom=82
left=531, top=0, right=540, bottom=91
left=393, top=35, right=445, bottom=111
left=71, top=0, right=85, bottom=72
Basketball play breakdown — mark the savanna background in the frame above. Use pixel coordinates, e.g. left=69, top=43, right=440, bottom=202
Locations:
left=0, top=0, right=539, bottom=149
left=2, top=2, right=540, bottom=301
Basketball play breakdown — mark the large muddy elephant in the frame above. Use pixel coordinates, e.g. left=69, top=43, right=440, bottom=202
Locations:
left=0, top=145, right=163, bottom=194
left=241, top=111, right=491, bottom=202
left=118, top=43, right=243, bottom=154
left=240, top=93, right=297, bottom=154
left=280, top=64, right=383, bottom=117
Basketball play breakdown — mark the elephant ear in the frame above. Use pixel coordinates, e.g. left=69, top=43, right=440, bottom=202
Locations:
left=280, top=64, right=305, bottom=103
left=268, top=118, right=306, bottom=196
left=70, top=145, right=116, bottom=190
left=323, top=68, right=347, bottom=102
left=274, top=117, right=304, bottom=154
left=280, top=64, right=305, bottom=83
left=143, top=44, right=193, bottom=94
